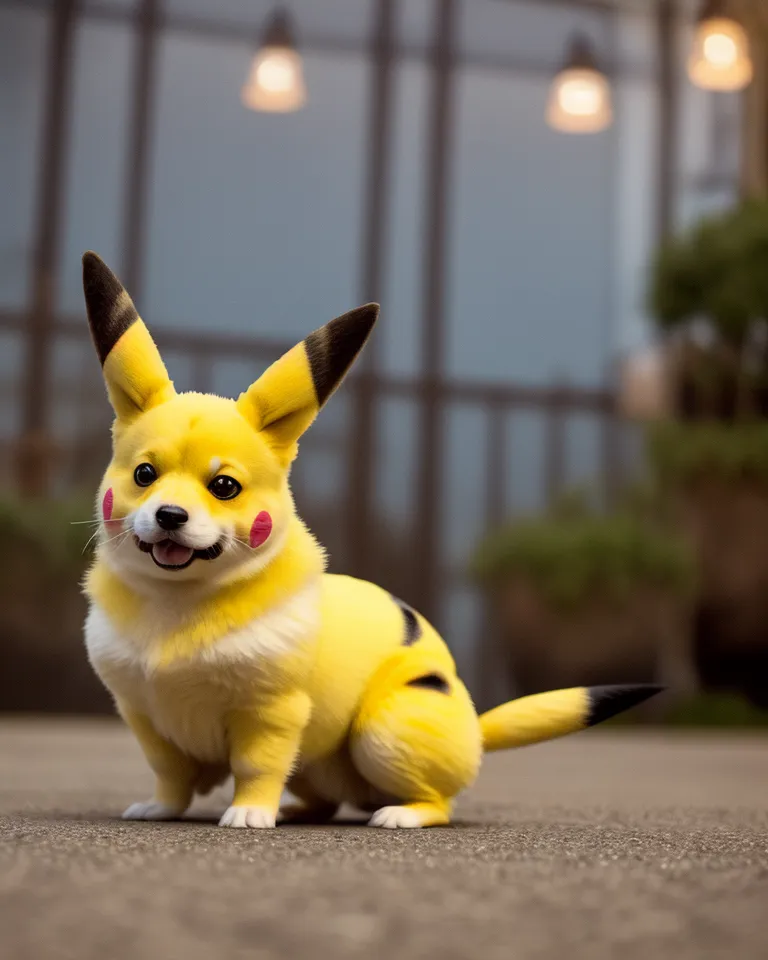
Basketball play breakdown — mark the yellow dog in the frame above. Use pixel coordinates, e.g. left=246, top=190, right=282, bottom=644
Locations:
left=82, top=252, right=660, bottom=829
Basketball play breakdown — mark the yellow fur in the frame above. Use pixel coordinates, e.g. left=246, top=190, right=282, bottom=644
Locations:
left=86, top=516, right=323, bottom=667
left=479, top=688, right=591, bottom=751
left=80, top=252, right=659, bottom=829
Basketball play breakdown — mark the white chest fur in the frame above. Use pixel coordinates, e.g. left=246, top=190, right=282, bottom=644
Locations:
left=84, top=582, right=320, bottom=763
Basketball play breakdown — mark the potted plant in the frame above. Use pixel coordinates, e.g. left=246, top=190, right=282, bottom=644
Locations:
left=637, top=199, right=768, bottom=707
left=0, top=497, right=113, bottom=714
left=471, top=490, right=695, bottom=702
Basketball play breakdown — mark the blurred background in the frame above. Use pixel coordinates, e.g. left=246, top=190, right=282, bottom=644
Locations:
left=2, top=0, right=768, bottom=722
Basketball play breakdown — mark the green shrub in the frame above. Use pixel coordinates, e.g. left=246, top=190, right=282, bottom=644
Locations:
left=0, top=495, right=97, bottom=574
left=649, top=420, right=768, bottom=486
left=663, top=692, right=768, bottom=728
left=471, top=491, right=694, bottom=610
left=648, top=200, right=768, bottom=422
left=0, top=495, right=113, bottom=714
left=649, top=199, right=768, bottom=344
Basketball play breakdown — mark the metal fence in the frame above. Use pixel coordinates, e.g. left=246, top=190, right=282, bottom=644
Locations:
left=0, top=0, right=656, bottom=705
left=0, top=305, right=630, bottom=702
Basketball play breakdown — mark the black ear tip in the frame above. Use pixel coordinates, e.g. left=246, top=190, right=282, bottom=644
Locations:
left=82, top=251, right=113, bottom=289
left=349, top=302, right=380, bottom=331
left=327, top=302, right=380, bottom=340
left=82, top=250, right=103, bottom=272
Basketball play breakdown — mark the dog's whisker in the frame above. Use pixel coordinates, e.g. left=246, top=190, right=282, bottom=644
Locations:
left=99, top=528, right=134, bottom=550
left=82, top=530, right=100, bottom=555
left=83, top=526, right=129, bottom=556
left=70, top=518, right=122, bottom=525
left=230, top=537, right=253, bottom=554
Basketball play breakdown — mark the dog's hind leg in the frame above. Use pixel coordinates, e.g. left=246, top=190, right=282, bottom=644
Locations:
left=349, top=650, right=483, bottom=828
left=367, top=799, right=451, bottom=829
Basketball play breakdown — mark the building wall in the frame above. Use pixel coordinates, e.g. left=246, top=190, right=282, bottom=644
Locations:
left=0, top=0, right=715, bottom=669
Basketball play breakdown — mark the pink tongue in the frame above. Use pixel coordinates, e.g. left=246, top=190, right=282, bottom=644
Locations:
left=152, top=541, right=194, bottom=567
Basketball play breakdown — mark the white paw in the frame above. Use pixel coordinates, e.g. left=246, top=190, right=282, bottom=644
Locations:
left=122, top=800, right=182, bottom=821
left=368, top=806, right=425, bottom=829
left=218, top=805, right=276, bottom=829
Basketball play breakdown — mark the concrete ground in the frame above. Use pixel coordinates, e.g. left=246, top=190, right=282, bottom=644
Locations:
left=1, top=720, right=766, bottom=960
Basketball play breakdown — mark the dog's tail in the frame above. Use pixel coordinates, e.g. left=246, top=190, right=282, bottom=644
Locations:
left=479, top=684, right=663, bottom=752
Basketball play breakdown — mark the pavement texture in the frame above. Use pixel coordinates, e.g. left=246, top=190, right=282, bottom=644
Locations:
left=1, top=720, right=767, bottom=960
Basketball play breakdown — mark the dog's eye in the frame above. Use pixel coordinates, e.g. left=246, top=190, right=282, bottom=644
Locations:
left=134, top=463, right=157, bottom=487
left=208, top=475, right=242, bottom=500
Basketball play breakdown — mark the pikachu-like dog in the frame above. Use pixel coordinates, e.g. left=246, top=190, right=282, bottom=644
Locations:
left=82, top=252, right=659, bottom=829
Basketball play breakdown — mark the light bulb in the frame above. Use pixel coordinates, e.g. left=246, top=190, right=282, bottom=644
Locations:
left=242, top=46, right=306, bottom=112
left=241, top=8, right=306, bottom=113
left=255, top=49, right=296, bottom=93
left=547, top=67, right=612, bottom=133
left=688, top=16, right=752, bottom=91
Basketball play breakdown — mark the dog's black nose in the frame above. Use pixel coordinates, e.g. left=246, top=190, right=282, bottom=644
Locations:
left=155, top=505, right=189, bottom=530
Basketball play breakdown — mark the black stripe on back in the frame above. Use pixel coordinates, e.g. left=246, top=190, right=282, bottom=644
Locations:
left=82, top=252, right=139, bottom=364
left=303, top=303, right=379, bottom=406
left=406, top=673, right=450, bottom=694
left=391, top=595, right=422, bottom=646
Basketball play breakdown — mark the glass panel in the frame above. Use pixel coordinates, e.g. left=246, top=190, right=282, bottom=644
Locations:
left=292, top=443, right=348, bottom=570
left=676, top=17, right=740, bottom=229
left=381, top=60, right=428, bottom=378
left=447, top=68, right=614, bottom=387
left=564, top=412, right=601, bottom=497
left=613, top=75, right=656, bottom=352
left=442, top=403, right=487, bottom=569
left=207, top=355, right=274, bottom=398
left=163, top=0, right=373, bottom=46
left=0, top=6, right=48, bottom=310
left=507, top=409, right=547, bottom=516
left=615, top=4, right=657, bottom=73
left=458, top=0, right=610, bottom=68
left=398, top=0, right=434, bottom=54
left=82, top=0, right=139, bottom=12
left=49, top=335, right=112, bottom=493
left=440, top=586, right=482, bottom=684
left=144, top=33, right=367, bottom=337
left=57, top=20, right=134, bottom=314
left=0, top=331, right=22, bottom=442
left=374, top=395, right=417, bottom=527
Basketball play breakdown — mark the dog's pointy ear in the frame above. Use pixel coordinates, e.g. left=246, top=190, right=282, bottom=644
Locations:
left=237, top=304, right=379, bottom=461
left=82, top=252, right=175, bottom=423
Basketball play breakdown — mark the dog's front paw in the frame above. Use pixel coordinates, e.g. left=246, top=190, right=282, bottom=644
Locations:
left=219, top=805, right=276, bottom=829
left=122, top=800, right=183, bottom=821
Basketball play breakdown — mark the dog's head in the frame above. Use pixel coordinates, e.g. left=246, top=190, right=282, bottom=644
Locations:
left=83, top=252, right=378, bottom=585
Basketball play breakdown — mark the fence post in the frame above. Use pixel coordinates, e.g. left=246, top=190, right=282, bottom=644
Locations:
left=475, top=400, right=511, bottom=713
left=121, top=0, right=160, bottom=299
left=17, top=0, right=78, bottom=498
left=345, top=0, right=396, bottom=580
left=413, top=0, right=456, bottom=623
left=601, top=363, right=622, bottom=507
left=544, top=380, right=567, bottom=506
left=655, top=0, right=677, bottom=242
left=485, top=400, right=508, bottom=529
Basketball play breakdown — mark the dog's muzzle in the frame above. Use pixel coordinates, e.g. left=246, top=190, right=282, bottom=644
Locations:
left=134, top=536, right=224, bottom=570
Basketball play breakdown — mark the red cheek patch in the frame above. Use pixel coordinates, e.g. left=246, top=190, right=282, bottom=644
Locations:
left=249, top=511, right=273, bottom=549
left=102, top=488, right=114, bottom=522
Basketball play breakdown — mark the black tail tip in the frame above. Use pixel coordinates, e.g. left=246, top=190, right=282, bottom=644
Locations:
left=586, top=684, right=665, bottom=727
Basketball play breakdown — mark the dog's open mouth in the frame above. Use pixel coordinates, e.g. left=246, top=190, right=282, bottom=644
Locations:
left=133, top=536, right=223, bottom=570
